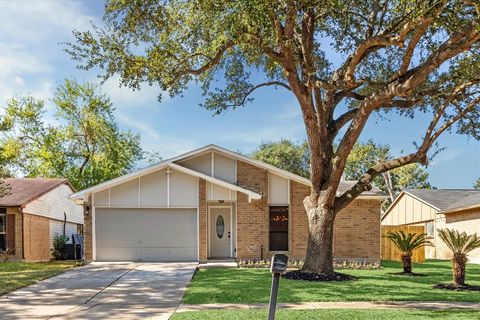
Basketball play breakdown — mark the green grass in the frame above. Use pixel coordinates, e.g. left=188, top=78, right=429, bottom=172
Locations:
left=0, top=261, right=79, bottom=295
left=183, top=260, right=480, bottom=304
left=171, top=309, right=480, bottom=320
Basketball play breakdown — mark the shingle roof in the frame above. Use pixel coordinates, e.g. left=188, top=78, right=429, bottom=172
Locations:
left=0, top=178, right=70, bottom=207
left=405, top=189, right=480, bottom=211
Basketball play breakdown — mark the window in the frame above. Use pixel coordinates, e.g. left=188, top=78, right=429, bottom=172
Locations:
left=269, top=206, right=288, bottom=251
left=216, top=215, right=225, bottom=239
left=425, top=221, right=434, bottom=238
left=0, top=208, right=6, bottom=251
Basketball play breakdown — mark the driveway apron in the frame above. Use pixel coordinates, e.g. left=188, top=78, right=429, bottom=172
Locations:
left=0, top=262, right=197, bottom=320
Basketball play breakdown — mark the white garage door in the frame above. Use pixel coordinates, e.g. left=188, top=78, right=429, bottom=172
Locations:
left=95, top=208, right=197, bottom=261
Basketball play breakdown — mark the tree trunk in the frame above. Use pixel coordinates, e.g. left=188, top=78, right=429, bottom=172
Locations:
left=401, top=254, right=412, bottom=273
left=302, top=203, right=336, bottom=277
left=452, top=254, right=467, bottom=286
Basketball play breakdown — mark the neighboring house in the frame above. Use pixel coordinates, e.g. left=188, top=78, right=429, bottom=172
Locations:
left=0, top=178, right=84, bottom=261
left=382, top=189, right=480, bottom=263
left=71, top=145, right=386, bottom=263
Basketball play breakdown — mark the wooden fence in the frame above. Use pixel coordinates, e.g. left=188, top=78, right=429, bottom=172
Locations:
left=381, top=225, right=426, bottom=263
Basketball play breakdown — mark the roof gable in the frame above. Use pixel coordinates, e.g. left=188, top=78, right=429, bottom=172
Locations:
left=71, top=144, right=386, bottom=199
left=0, top=178, right=71, bottom=207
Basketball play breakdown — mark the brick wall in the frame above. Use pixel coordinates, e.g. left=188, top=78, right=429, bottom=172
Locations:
left=198, top=179, right=208, bottom=261
left=236, top=161, right=269, bottom=259
left=289, top=180, right=381, bottom=261
left=23, top=213, right=51, bottom=261
left=84, top=206, right=92, bottom=261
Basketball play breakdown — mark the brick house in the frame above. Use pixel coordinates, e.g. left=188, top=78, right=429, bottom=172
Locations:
left=71, top=145, right=385, bottom=263
left=382, top=189, right=480, bottom=263
left=0, top=178, right=84, bottom=261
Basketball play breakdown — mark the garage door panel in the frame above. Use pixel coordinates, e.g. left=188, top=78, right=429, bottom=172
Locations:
left=95, top=208, right=197, bottom=261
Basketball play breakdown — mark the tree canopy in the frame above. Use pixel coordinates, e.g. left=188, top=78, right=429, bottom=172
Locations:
left=0, top=79, right=143, bottom=190
left=67, top=0, right=480, bottom=275
left=475, top=178, right=480, bottom=189
left=252, top=139, right=431, bottom=201
left=252, top=139, right=310, bottom=178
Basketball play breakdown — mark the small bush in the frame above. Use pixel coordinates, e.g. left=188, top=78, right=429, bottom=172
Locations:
left=52, top=234, right=70, bottom=260
left=237, top=259, right=380, bottom=270
left=0, top=248, right=14, bottom=262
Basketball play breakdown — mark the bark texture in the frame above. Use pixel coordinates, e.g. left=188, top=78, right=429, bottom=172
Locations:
left=302, top=197, right=336, bottom=276
left=401, top=254, right=412, bottom=273
left=452, top=254, right=467, bottom=286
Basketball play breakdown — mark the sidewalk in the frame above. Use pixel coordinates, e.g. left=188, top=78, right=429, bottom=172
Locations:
left=176, top=301, right=480, bottom=313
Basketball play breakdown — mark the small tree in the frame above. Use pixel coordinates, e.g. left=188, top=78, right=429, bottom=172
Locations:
left=386, top=231, right=432, bottom=274
left=437, top=228, right=480, bottom=287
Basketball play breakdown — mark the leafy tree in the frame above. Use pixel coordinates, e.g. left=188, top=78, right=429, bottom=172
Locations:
left=0, top=79, right=143, bottom=190
left=475, top=178, right=480, bottom=189
left=67, top=1, right=480, bottom=276
left=344, top=140, right=431, bottom=202
left=385, top=231, right=432, bottom=274
left=437, top=228, right=480, bottom=287
left=252, top=139, right=431, bottom=202
left=252, top=139, right=310, bottom=178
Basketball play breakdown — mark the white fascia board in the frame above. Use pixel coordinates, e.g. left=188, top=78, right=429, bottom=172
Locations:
left=168, top=163, right=262, bottom=200
left=70, top=162, right=170, bottom=199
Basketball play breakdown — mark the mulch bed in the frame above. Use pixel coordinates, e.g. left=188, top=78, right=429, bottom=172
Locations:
left=283, top=270, right=357, bottom=282
left=433, top=283, right=480, bottom=291
left=387, top=272, right=428, bottom=277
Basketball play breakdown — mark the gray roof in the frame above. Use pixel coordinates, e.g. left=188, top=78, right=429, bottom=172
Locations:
left=405, top=189, right=480, bottom=211
left=0, top=178, right=70, bottom=207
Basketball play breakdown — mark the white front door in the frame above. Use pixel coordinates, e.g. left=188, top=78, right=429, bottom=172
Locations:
left=209, top=207, right=231, bottom=258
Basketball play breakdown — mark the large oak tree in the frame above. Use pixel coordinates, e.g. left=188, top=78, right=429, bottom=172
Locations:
left=67, top=1, right=480, bottom=276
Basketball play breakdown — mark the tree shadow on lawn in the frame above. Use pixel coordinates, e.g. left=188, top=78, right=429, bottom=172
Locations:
left=185, top=262, right=480, bottom=304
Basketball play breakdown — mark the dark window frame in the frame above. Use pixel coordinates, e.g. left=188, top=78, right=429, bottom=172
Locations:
left=269, top=206, right=289, bottom=251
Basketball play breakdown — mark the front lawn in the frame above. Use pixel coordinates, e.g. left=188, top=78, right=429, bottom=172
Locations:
left=183, top=260, right=480, bottom=304
left=0, top=261, right=79, bottom=295
left=171, top=309, right=480, bottom=320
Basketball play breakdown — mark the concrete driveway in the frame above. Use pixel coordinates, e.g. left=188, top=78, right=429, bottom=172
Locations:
left=0, top=262, right=197, bottom=320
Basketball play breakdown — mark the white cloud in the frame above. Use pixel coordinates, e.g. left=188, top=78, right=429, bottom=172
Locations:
left=115, top=111, right=198, bottom=156
left=0, top=0, right=96, bottom=104
left=101, top=76, right=167, bottom=114
left=0, top=0, right=93, bottom=43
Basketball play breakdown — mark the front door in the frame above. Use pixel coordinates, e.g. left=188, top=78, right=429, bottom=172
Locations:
left=209, top=207, right=231, bottom=258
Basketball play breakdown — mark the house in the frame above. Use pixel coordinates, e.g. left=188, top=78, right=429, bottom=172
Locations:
left=0, top=178, right=84, bottom=261
left=382, top=189, right=480, bottom=263
left=71, top=145, right=386, bottom=263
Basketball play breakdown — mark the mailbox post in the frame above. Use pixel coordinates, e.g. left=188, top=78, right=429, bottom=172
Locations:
left=268, top=254, right=288, bottom=320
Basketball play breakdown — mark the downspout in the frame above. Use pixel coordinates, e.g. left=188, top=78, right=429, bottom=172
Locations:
left=19, top=207, right=25, bottom=260
left=63, top=212, right=66, bottom=236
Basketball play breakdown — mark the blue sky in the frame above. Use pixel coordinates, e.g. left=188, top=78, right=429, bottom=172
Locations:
left=1, top=0, right=479, bottom=188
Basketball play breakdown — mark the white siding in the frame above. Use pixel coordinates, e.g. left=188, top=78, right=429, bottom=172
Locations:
left=92, top=168, right=198, bottom=208
left=269, top=173, right=289, bottom=205
left=178, top=153, right=212, bottom=176
left=213, top=153, right=236, bottom=183
left=140, top=170, right=168, bottom=207
left=110, top=179, right=138, bottom=206
left=207, top=183, right=237, bottom=201
left=50, top=220, right=78, bottom=246
left=170, top=171, right=198, bottom=207
left=24, top=184, right=83, bottom=224
left=94, top=190, right=109, bottom=206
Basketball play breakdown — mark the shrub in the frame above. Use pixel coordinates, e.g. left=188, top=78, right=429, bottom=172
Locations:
left=52, top=234, right=70, bottom=260
left=437, top=228, right=480, bottom=286
left=386, top=231, right=432, bottom=273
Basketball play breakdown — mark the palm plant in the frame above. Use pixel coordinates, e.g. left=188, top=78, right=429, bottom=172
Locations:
left=437, top=228, right=480, bottom=286
left=386, top=231, right=432, bottom=273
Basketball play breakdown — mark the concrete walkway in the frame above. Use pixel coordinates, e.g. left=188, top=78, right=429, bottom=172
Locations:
left=176, top=301, right=480, bottom=313
left=0, top=262, right=197, bottom=320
